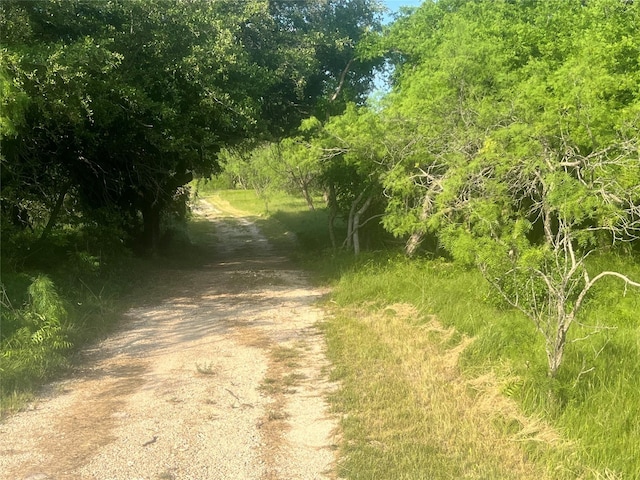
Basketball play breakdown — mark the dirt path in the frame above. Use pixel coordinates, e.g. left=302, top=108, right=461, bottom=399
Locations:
left=0, top=199, right=339, bottom=480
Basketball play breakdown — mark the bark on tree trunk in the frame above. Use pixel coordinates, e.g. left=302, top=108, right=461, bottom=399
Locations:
left=301, top=184, right=315, bottom=211
left=547, top=328, right=567, bottom=378
left=405, top=233, right=422, bottom=258
left=352, top=195, right=372, bottom=256
left=346, top=191, right=365, bottom=251
left=405, top=191, right=434, bottom=257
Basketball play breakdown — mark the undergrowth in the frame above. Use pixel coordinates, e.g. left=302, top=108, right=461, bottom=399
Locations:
left=0, top=213, right=203, bottom=416
left=1, top=276, right=71, bottom=401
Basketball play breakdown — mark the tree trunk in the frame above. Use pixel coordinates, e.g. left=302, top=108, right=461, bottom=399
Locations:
left=405, top=232, right=424, bottom=258
left=40, top=180, right=72, bottom=241
left=405, top=190, right=434, bottom=257
left=547, top=326, right=567, bottom=378
left=353, top=195, right=372, bottom=256
left=301, top=184, right=315, bottom=211
left=346, top=191, right=365, bottom=251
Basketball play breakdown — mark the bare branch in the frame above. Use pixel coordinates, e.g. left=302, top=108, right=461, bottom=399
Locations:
left=574, top=271, right=640, bottom=318
left=329, top=58, right=355, bottom=103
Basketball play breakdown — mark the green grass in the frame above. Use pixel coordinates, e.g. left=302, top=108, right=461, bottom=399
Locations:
left=322, top=310, right=558, bottom=480
left=324, top=256, right=640, bottom=479
left=216, top=188, right=640, bottom=479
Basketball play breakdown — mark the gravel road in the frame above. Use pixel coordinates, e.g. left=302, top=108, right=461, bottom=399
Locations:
left=0, top=199, right=339, bottom=480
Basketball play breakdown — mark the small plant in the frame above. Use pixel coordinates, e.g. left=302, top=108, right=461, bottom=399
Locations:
left=1, top=275, right=72, bottom=397
left=259, top=377, right=280, bottom=395
left=266, top=409, right=290, bottom=421
left=195, top=362, right=216, bottom=375
left=282, top=372, right=306, bottom=387
left=271, top=346, right=302, bottom=368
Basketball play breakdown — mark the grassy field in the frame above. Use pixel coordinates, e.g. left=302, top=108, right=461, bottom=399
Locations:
left=209, top=186, right=640, bottom=479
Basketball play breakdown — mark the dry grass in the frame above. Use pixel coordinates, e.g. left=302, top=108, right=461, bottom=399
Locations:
left=325, top=303, right=569, bottom=479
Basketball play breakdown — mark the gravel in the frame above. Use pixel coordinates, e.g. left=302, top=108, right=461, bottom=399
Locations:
left=0, top=199, right=339, bottom=480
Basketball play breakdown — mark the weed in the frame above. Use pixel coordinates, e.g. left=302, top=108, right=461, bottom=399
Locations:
left=323, top=309, right=559, bottom=479
left=195, top=362, right=217, bottom=375
left=282, top=372, right=306, bottom=387
left=321, top=255, right=640, bottom=478
left=259, top=377, right=280, bottom=395
left=271, top=346, right=302, bottom=368
left=266, top=409, right=290, bottom=421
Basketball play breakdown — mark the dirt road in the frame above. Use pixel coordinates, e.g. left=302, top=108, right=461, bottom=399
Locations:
left=0, top=199, right=339, bottom=480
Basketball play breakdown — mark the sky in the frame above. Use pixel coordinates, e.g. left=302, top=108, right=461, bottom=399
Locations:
left=370, top=1, right=423, bottom=95
left=382, top=0, right=423, bottom=22
left=383, top=0, right=424, bottom=11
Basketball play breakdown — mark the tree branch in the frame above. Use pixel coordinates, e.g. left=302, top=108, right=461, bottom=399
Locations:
left=330, top=58, right=355, bottom=103
left=574, top=271, right=640, bottom=316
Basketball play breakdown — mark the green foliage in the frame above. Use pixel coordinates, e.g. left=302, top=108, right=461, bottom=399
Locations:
left=1, top=0, right=382, bottom=253
left=0, top=0, right=383, bottom=410
left=314, top=0, right=640, bottom=376
left=217, top=145, right=280, bottom=211
left=1, top=275, right=72, bottom=395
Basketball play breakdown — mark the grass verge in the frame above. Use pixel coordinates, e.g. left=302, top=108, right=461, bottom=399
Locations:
left=322, top=306, right=559, bottom=479
left=325, top=257, right=640, bottom=478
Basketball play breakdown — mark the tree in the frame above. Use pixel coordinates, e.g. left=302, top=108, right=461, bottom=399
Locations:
left=315, top=104, right=392, bottom=254
left=277, top=128, right=324, bottom=211
left=440, top=140, right=640, bottom=377
left=1, top=0, right=383, bottom=252
left=376, top=0, right=640, bottom=376
left=218, top=144, right=281, bottom=213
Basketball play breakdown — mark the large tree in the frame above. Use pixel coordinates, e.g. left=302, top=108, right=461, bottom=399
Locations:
left=0, top=0, right=382, bottom=250
left=329, top=0, right=640, bottom=376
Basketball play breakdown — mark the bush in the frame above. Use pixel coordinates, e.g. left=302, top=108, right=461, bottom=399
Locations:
left=1, top=275, right=72, bottom=394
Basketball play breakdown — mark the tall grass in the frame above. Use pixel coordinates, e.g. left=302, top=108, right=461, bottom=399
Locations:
left=327, top=256, right=640, bottom=478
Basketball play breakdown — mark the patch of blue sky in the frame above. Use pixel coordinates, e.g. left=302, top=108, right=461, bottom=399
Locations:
left=370, top=1, right=423, bottom=99
left=381, top=0, right=423, bottom=24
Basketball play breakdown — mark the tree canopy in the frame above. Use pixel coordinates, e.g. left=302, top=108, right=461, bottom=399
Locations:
left=0, top=0, right=383, bottom=250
